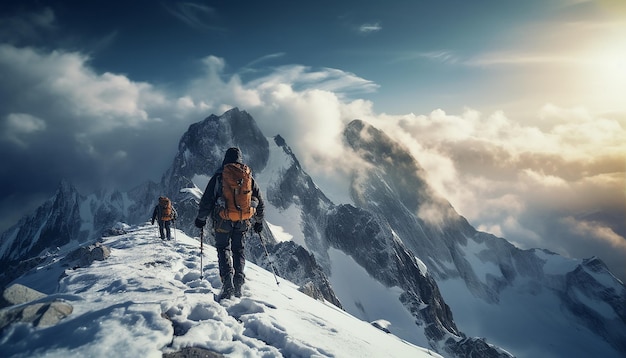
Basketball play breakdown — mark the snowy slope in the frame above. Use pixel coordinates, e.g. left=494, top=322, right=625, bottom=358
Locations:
left=1, top=224, right=440, bottom=358
left=438, top=246, right=626, bottom=358
left=4, top=108, right=623, bottom=358
left=254, top=138, right=421, bottom=343
left=254, top=136, right=308, bottom=248
left=342, top=119, right=626, bottom=358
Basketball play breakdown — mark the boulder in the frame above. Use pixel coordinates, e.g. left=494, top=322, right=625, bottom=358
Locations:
left=1, top=283, right=46, bottom=308
left=0, top=284, right=73, bottom=331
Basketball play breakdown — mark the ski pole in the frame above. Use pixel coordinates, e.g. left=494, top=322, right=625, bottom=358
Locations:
left=200, top=227, right=204, bottom=280
left=257, top=232, right=279, bottom=286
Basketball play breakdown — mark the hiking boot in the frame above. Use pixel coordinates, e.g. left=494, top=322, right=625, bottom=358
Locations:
left=219, top=286, right=234, bottom=300
left=233, top=274, right=245, bottom=298
left=219, top=274, right=234, bottom=300
left=233, top=284, right=243, bottom=298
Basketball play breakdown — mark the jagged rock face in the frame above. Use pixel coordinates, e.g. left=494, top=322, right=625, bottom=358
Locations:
left=325, top=204, right=460, bottom=342
left=253, top=239, right=342, bottom=309
left=155, top=110, right=340, bottom=307
left=342, top=119, right=626, bottom=357
left=344, top=119, right=466, bottom=276
left=0, top=180, right=84, bottom=265
left=343, top=119, right=543, bottom=303
left=448, top=337, right=512, bottom=358
left=265, top=135, right=334, bottom=269
left=164, top=107, right=269, bottom=190
left=160, top=108, right=270, bottom=236
left=562, top=258, right=626, bottom=353
left=125, top=180, right=162, bottom=225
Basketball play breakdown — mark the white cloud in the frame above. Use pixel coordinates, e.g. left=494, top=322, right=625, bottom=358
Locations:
left=1, top=113, right=46, bottom=147
left=0, top=45, right=173, bottom=134
left=188, top=60, right=624, bottom=281
left=162, top=2, right=222, bottom=31
left=359, top=22, right=382, bottom=34
left=1, top=41, right=624, bottom=281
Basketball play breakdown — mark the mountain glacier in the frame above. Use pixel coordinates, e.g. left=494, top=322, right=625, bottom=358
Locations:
left=1, top=108, right=624, bottom=358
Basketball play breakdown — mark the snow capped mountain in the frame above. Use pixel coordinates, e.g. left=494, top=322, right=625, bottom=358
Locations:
left=1, top=225, right=440, bottom=358
left=342, top=119, right=626, bottom=357
left=2, top=108, right=625, bottom=358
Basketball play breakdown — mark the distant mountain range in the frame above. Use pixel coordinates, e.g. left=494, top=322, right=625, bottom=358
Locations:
left=2, top=108, right=624, bottom=358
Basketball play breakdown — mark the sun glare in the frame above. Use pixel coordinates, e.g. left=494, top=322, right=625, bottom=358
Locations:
left=579, top=26, right=626, bottom=111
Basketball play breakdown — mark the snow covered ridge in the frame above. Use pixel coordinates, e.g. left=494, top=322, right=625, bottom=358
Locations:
left=0, top=225, right=442, bottom=358
left=2, top=107, right=625, bottom=357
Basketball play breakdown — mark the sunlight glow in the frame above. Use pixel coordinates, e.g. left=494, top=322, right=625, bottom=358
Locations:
left=582, top=29, right=626, bottom=109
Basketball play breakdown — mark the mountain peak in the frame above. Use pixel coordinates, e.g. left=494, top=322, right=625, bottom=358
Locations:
left=4, top=109, right=625, bottom=358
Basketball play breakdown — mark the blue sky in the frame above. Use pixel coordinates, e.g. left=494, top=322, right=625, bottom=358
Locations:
left=1, top=0, right=625, bottom=280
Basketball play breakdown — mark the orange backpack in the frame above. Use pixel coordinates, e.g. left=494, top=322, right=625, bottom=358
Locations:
left=159, top=196, right=173, bottom=221
left=218, top=163, right=255, bottom=221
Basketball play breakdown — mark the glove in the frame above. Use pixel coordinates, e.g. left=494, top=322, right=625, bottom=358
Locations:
left=151, top=220, right=154, bottom=225
left=194, top=218, right=206, bottom=228
left=253, top=222, right=263, bottom=233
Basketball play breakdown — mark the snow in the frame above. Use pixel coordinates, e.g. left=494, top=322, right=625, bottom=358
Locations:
left=264, top=204, right=305, bottom=247
left=414, top=256, right=428, bottom=276
left=180, top=186, right=203, bottom=200
left=255, top=137, right=293, bottom=192
left=190, top=174, right=211, bottom=193
left=438, top=276, right=619, bottom=358
left=265, top=221, right=293, bottom=242
left=534, top=249, right=579, bottom=275
left=327, top=248, right=429, bottom=348
left=463, top=239, right=501, bottom=284
left=1, top=225, right=441, bottom=358
left=570, top=288, right=617, bottom=319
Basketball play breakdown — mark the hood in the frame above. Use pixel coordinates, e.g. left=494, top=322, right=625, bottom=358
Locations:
left=221, top=147, right=243, bottom=166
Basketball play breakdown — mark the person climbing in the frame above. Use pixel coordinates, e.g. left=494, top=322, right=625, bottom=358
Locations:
left=194, top=147, right=265, bottom=300
left=151, top=196, right=178, bottom=240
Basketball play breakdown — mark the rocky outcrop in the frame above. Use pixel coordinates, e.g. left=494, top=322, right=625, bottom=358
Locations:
left=63, top=241, right=111, bottom=269
left=0, top=284, right=73, bottom=331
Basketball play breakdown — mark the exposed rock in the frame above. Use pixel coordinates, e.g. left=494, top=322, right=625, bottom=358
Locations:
left=448, top=337, right=514, bottom=358
left=64, top=242, right=111, bottom=268
left=0, top=301, right=73, bottom=330
left=0, top=284, right=73, bottom=331
left=163, top=347, right=224, bottom=358
left=1, top=283, right=46, bottom=308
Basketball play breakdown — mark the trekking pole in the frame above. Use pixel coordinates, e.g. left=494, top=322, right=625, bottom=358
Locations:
left=173, top=220, right=177, bottom=241
left=199, top=227, right=204, bottom=280
left=257, top=232, right=280, bottom=286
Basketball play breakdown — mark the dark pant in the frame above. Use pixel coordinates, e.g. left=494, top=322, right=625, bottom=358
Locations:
left=158, top=220, right=172, bottom=240
left=214, top=219, right=248, bottom=287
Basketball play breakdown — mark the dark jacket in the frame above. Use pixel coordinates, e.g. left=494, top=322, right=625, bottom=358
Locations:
left=196, top=147, right=265, bottom=222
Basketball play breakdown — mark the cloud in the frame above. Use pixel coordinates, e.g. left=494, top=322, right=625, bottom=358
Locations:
left=162, top=2, right=223, bottom=31
left=0, top=44, right=209, bottom=221
left=358, top=22, right=382, bottom=34
left=182, top=57, right=626, bottom=281
left=0, top=30, right=624, bottom=282
left=1, top=113, right=46, bottom=147
left=240, top=53, right=286, bottom=75
left=184, top=58, right=626, bottom=281
left=371, top=106, right=624, bottom=277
